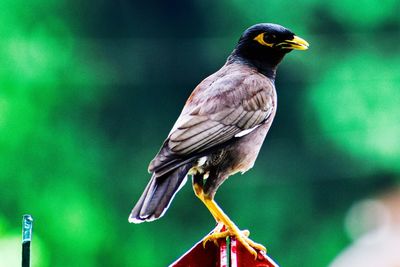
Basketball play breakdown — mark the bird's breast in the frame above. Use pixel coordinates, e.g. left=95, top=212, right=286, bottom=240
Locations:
left=227, top=119, right=274, bottom=175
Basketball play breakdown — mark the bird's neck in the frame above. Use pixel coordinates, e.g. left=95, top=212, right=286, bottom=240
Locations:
left=228, top=48, right=287, bottom=80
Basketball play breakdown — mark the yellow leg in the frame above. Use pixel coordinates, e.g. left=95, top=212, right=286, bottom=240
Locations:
left=193, top=183, right=221, bottom=222
left=193, top=183, right=266, bottom=258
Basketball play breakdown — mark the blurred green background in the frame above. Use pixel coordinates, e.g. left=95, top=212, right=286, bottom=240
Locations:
left=1, top=0, right=399, bottom=266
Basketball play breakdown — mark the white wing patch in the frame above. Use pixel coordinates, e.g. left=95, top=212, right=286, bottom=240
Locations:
left=234, top=125, right=260, bottom=137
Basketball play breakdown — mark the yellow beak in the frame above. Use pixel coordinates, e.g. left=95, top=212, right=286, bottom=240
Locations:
left=280, top=35, right=309, bottom=50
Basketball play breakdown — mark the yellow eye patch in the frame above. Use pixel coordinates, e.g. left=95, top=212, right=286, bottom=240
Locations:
left=253, top=33, right=273, bottom=47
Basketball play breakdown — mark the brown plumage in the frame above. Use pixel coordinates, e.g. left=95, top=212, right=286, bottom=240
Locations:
left=129, top=23, right=308, bottom=256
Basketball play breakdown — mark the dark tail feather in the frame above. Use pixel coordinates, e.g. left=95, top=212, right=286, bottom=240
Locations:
left=129, top=163, right=192, bottom=223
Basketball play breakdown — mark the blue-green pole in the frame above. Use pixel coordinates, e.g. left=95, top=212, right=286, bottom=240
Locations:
left=22, top=215, right=33, bottom=267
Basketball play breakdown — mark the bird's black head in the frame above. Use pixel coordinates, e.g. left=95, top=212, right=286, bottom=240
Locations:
left=230, top=23, right=309, bottom=78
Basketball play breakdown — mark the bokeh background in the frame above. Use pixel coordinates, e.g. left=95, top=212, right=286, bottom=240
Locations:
left=1, top=0, right=400, bottom=266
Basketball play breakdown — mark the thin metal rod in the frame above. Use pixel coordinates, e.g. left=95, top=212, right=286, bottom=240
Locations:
left=226, top=236, right=231, bottom=267
left=22, top=215, right=33, bottom=267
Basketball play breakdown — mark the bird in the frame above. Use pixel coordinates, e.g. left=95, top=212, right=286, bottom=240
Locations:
left=129, top=23, right=309, bottom=257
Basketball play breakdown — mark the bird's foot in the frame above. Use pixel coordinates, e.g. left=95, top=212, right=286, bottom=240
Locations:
left=202, top=224, right=266, bottom=259
left=202, top=228, right=250, bottom=247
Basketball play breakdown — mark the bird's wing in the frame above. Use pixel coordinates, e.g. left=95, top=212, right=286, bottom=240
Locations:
left=149, top=64, right=275, bottom=175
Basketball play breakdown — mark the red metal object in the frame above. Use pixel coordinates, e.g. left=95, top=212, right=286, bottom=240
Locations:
left=170, top=230, right=279, bottom=267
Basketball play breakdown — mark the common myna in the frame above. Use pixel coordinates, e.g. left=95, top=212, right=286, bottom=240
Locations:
left=129, top=23, right=309, bottom=256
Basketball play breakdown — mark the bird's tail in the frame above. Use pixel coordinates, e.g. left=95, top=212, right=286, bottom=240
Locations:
left=129, top=163, right=192, bottom=223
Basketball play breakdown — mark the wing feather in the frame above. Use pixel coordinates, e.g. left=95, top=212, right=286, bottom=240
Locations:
left=170, top=120, right=221, bottom=142
left=148, top=63, right=276, bottom=174
left=170, top=124, right=225, bottom=152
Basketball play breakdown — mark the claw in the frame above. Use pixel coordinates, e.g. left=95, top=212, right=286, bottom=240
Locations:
left=202, top=225, right=266, bottom=259
left=202, top=231, right=227, bottom=247
left=234, top=233, right=259, bottom=259
left=241, top=229, right=250, bottom=237
left=244, top=235, right=267, bottom=252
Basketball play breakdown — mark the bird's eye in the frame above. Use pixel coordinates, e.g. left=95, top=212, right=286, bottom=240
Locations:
left=263, top=34, right=276, bottom=43
left=253, top=33, right=274, bottom=47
